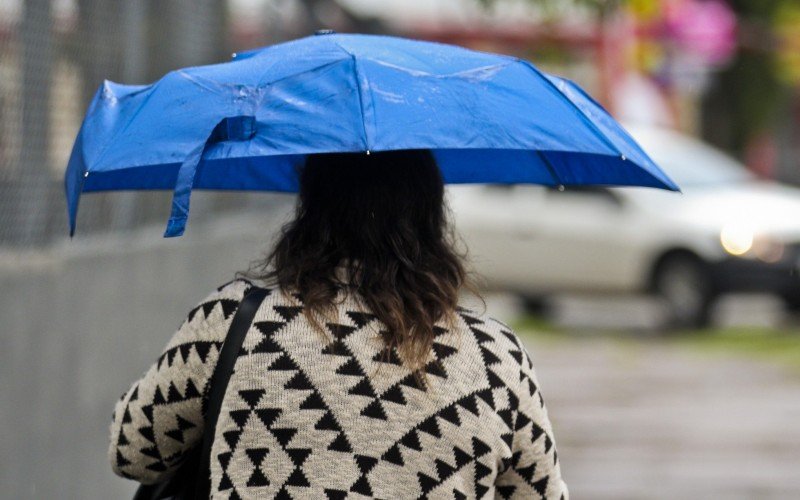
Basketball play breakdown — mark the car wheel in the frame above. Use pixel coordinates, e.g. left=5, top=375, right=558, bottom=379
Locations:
left=780, top=289, right=800, bottom=313
left=653, top=254, right=715, bottom=329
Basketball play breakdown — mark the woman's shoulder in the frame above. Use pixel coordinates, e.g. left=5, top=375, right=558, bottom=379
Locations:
left=204, top=277, right=306, bottom=310
left=204, top=277, right=258, bottom=304
left=452, top=305, right=535, bottom=372
left=212, top=276, right=280, bottom=297
left=454, top=304, right=518, bottom=339
left=187, top=277, right=276, bottom=322
left=214, top=276, right=265, bottom=293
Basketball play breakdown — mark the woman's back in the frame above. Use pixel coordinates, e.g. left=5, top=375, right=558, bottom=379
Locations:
left=109, top=278, right=568, bottom=499
left=109, top=150, right=567, bottom=498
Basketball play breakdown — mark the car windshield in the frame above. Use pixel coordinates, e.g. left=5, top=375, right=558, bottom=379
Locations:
left=631, top=128, right=756, bottom=187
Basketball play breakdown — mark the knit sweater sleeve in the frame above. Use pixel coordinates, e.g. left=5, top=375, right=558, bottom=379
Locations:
left=107, top=278, right=251, bottom=484
left=494, top=322, right=569, bottom=500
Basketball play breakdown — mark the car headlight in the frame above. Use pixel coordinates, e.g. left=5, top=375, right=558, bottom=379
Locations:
left=720, top=224, right=754, bottom=256
left=720, top=224, right=784, bottom=262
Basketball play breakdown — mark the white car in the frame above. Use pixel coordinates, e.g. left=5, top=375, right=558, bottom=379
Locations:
left=448, top=124, right=800, bottom=328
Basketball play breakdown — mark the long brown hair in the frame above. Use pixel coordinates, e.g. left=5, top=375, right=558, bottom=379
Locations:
left=236, top=149, right=482, bottom=388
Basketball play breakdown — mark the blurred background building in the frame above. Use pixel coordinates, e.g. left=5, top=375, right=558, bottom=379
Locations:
left=1, top=0, right=800, bottom=498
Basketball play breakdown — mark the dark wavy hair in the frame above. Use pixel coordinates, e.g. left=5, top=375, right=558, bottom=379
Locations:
left=236, top=149, right=482, bottom=389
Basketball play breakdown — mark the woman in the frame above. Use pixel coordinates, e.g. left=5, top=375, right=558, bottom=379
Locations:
left=109, top=149, right=569, bottom=499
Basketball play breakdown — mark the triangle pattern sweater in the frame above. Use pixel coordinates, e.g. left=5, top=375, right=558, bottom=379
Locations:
left=109, top=278, right=569, bottom=499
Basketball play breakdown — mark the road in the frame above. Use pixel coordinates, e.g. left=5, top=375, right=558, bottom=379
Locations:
left=522, top=332, right=800, bottom=499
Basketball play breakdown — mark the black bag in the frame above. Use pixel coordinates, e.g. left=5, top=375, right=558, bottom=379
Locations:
left=133, top=286, right=270, bottom=500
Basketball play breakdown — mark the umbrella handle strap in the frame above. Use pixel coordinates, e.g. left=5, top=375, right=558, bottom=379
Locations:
left=163, top=140, right=207, bottom=238
left=163, top=116, right=257, bottom=238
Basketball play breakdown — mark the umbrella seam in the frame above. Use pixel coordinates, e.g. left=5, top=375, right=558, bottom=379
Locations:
left=516, top=59, right=624, bottom=158
left=365, top=59, right=512, bottom=80
left=350, top=56, right=374, bottom=151
left=547, top=76, right=679, bottom=192
left=534, top=150, right=564, bottom=188
left=253, top=58, right=350, bottom=89
left=332, top=41, right=373, bottom=151
left=175, top=70, right=228, bottom=95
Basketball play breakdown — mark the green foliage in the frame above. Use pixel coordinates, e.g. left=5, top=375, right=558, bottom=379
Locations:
left=700, top=0, right=798, bottom=158
left=514, top=313, right=800, bottom=375
left=668, top=326, right=800, bottom=375
left=701, top=51, right=788, bottom=158
left=726, top=0, right=786, bottom=20
left=476, top=0, right=799, bottom=168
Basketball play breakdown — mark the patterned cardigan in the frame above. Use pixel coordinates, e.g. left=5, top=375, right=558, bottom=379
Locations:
left=109, top=278, right=569, bottom=499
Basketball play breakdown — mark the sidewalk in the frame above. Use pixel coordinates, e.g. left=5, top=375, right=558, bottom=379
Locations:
left=522, top=333, right=800, bottom=499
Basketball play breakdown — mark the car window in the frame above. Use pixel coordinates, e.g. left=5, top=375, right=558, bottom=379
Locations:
left=630, top=127, right=755, bottom=187
left=654, top=150, right=753, bottom=186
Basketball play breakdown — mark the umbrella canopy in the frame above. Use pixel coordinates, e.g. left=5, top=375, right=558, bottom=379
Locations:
left=64, top=32, right=679, bottom=238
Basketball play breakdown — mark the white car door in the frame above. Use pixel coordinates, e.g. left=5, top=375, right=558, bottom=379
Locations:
left=451, top=185, right=547, bottom=289
left=511, top=185, right=640, bottom=292
left=453, top=185, right=643, bottom=294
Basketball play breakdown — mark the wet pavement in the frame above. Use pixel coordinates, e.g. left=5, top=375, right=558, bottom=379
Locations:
left=523, top=333, right=800, bottom=499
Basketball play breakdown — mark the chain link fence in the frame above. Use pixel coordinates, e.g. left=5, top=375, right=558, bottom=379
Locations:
left=0, top=0, right=384, bottom=249
left=0, top=0, right=231, bottom=247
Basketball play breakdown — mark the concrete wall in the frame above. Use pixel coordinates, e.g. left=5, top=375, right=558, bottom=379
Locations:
left=0, top=201, right=294, bottom=499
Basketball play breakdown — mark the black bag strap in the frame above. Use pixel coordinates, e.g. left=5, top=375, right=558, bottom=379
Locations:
left=194, top=286, right=270, bottom=498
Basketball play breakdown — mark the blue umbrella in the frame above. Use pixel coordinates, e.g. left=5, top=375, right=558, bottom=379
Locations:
left=64, top=32, right=679, bottom=238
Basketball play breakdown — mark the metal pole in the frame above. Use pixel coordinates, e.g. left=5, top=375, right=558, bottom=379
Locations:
left=19, top=0, right=54, bottom=246
left=110, top=0, right=147, bottom=232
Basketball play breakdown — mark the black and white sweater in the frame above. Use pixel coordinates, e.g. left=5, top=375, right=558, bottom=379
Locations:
left=109, top=278, right=569, bottom=499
